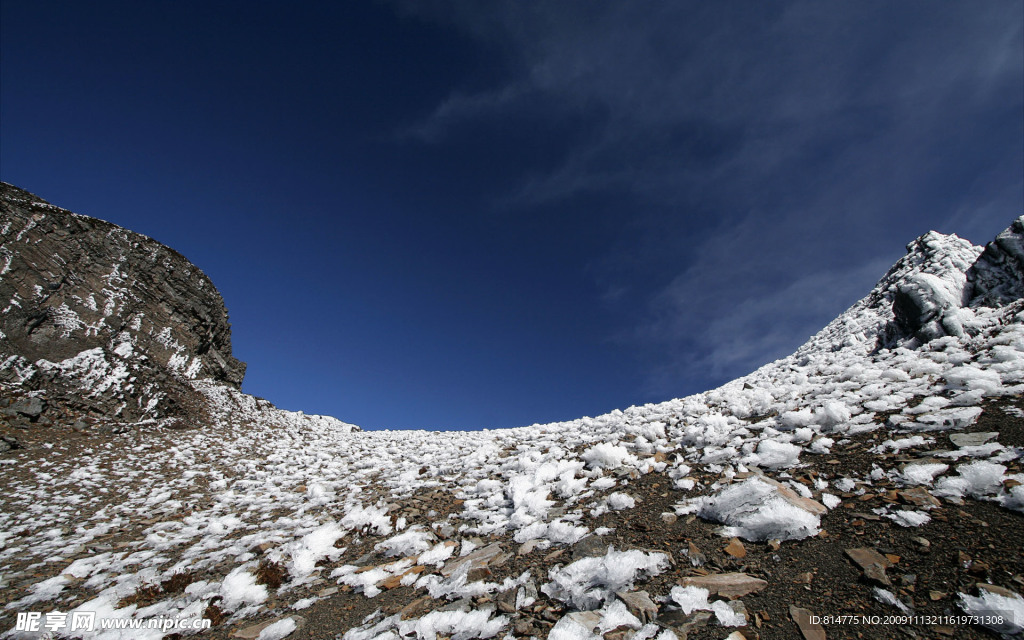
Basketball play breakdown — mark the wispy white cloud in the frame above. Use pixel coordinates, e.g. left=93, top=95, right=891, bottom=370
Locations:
left=639, top=251, right=896, bottom=397
left=403, top=82, right=532, bottom=143
left=401, top=1, right=1021, bottom=208
left=393, top=0, right=1022, bottom=394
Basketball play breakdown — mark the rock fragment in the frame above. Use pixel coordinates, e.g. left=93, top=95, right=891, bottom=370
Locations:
left=679, top=573, right=768, bottom=600
left=758, top=476, right=828, bottom=516
left=977, top=583, right=1020, bottom=598
left=615, top=590, right=658, bottom=624
left=845, top=547, right=892, bottom=586
left=790, top=606, right=826, bottom=640
left=572, top=535, right=609, bottom=560
left=495, top=588, right=517, bottom=614
left=724, top=538, right=746, bottom=558
left=440, top=542, right=503, bottom=577
left=657, top=610, right=712, bottom=637
left=400, top=597, right=434, bottom=620
left=10, top=397, right=44, bottom=420
left=685, top=541, right=707, bottom=567
left=898, top=487, right=941, bottom=508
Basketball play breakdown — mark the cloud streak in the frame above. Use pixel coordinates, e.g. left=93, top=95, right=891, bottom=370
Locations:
left=397, top=0, right=1023, bottom=395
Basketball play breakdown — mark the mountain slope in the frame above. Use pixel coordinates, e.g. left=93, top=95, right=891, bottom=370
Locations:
left=0, top=191, right=1022, bottom=640
left=0, top=182, right=354, bottom=434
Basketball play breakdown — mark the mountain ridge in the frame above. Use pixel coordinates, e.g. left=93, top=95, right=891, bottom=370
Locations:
left=0, top=185, right=1022, bottom=639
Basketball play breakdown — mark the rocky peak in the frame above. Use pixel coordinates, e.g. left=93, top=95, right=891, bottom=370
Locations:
left=795, top=228, right=985, bottom=357
left=966, top=215, right=1024, bottom=307
left=887, top=230, right=984, bottom=343
left=793, top=218, right=1024, bottom=358
left=0, top=181, right=245, bottom=421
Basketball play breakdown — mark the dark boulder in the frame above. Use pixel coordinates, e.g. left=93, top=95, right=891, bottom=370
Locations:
left=966, top=216, right=1024, bottom=307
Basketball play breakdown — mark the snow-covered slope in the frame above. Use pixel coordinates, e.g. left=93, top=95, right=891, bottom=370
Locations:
left=1, top=218, right=1023, bottom=640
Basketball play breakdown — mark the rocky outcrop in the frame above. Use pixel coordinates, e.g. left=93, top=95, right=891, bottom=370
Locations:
left=0, top=181, right=244, bottom=421
left=966, top=216, right=1024, bottom=307
left=795, top=228, right=984, bottom=355
left=799, top=217, right=1024, bottom=354
left=880, top=230, right=982, bottom=345
left=888, top=217, right=1024, bottom=344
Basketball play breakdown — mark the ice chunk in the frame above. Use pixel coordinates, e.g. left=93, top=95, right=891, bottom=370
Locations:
left=945, top=366, right=1003, bottom=394
left=697, top=478, right=822, bottom=541
left=934, top=461, right=1007, bottom=499
left=542, top=548, right=669, bottom=610
left=959, top=589, right=1024, bottom=635
left=711, top=600, right=746, bottom=626
left=779, top=409, right=815, bottom=430
left=220, top=568, right=268, bottom=610
left=873, top=436, right=932, bottom=453
left=514, top=520, right=590, bottom=545
left=341, top=504, right=394, bottom=536
left=833, top=477, right=856, bottom=492
left=258, top=617, right=297, bottom=640
left=582, top=443, right=633, bottom=470
left=1003, top=484, right=1024, bottom=512
left=607, top=492, right=635, bottom=510
left=899, top=463, right=948, bottom=486
left=885, top=510, right=931, bottom=527
left=375, top=527, right=434, bottom=558
left=873, top=587, right=911, bottom=613
left=669, top=585, right=711, bottom=614
left=418, top=541, right=457, bottom=567
left=911, top=406, right=983, bottom=431
left=403, top=609, right=508, bottom=640
left=742, top=440, right=801, bottom=470
left=597, top=600, right=642, bottom=634
left=291, top=523, right=345, bottom=577
left=548, top=612, right=600, bottom=640
left=816, top=401, right=851, bottom=428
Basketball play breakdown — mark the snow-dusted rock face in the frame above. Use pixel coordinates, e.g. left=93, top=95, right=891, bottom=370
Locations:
left=967, top=216, right=1024, bottom=307
left=0, top=182, right=245, bottom=420
left=889, top=233, right=980, bottom=343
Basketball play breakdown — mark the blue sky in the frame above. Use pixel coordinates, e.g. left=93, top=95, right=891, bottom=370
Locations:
left=2, top=1, right=1021, bottom=430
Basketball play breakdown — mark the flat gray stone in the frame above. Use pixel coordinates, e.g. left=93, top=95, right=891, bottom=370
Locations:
left=949, top=432, right=998, bottom=447
left=441, top=542, right=504, bottom=577
left=571, top=535, right=610, bottom=560
left=11, top=397, right=44, bottom=418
